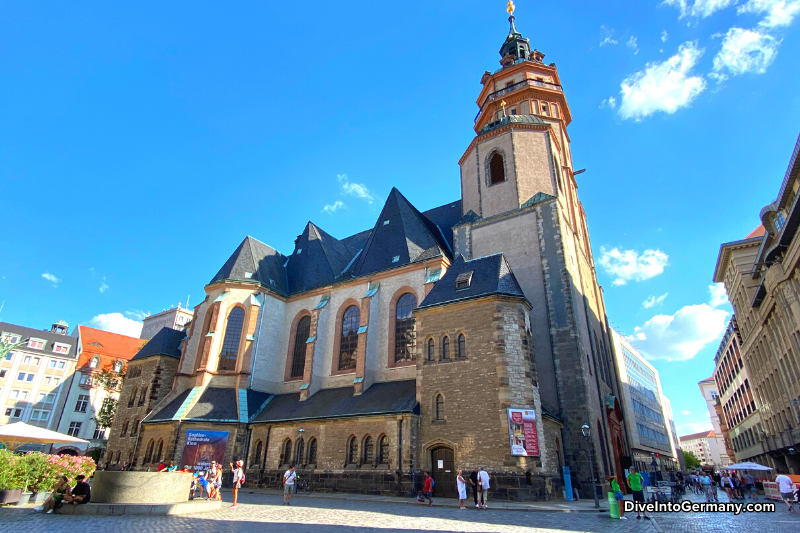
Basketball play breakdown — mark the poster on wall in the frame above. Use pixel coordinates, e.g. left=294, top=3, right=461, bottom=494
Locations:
left=180, top=430, right=229, bottom=472
left=507, top=408, right=540, bottom=456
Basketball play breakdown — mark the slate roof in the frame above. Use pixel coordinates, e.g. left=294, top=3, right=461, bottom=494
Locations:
left=478, top=114, right=547, bottom=136
left=131, top=327, right=184, bottom=362
left=418, top=253, right=526, bottom=309
left=148, top=388, right=191, bottom=422
left=0, top=321, right=78, bottom=360
left=251, top=380, right=418, bottom=423
left=286, top=222, right=359, bottom=294
left=184, top=387, right=239, bottom=421
left=210, top=236, right=289, bottom=296
left=420, top=200, right=462, bottom=253
left=340, top=229, right=372, bottom=251
left=246, top=388, right=272, bottom=421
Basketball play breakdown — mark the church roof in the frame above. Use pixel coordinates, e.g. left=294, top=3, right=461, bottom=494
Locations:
left=286, top=222, right=359, bottom=294
left=131, top=327, right=184, bottom=362
left=418, top=253, right=526, bottom=309
left=209, top=236, right=289, bottom=295
left=478, top=114, right=546, bottom=136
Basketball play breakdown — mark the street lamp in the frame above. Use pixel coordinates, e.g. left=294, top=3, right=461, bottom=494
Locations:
left=581, top=424, right=599, bottom=509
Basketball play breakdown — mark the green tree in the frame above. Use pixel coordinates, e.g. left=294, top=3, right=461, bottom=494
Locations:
left=683, top=450, right=701, bottom=468
left=0, top=335, right=28, bottom=360
left=91, top=367, right=125, bottom=431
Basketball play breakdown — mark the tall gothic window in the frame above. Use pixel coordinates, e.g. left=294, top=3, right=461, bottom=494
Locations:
left=427, top=339, right=435, bottom=362
left=489, top=152, right=505, bottom=184
left=291, top=316, right=311, bottom=378
left=253, top=440, right=262, bottom=465
left=363, top=436, right=374, bottom=465
left=347, top=436, right=358, bottom=464
left=457, top=334, right=466, bottom=359
left=435, top=394, right=445, bottom=421
left=441, top=336, right=450, bottom=360
left=128, top=387, right=137, bottom=408
left=295, top=438, right=305, bottom=466
left=378, top=436, right=389, bottom=464
left=308, top=438, right=318, bottom=465
left=394, top=293, right=417, bottom=363
left=143, top=439, right=154, bottom=463
left=218, top=307, right=245, bottom=371
left=338, top=306, right=360, bottom=371
left=282, top=439, right=292, bottom=466
left=154, top=439, right=163, bottom=463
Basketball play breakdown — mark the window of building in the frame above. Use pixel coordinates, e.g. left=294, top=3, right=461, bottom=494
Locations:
left=394, top=293, right=417, bottom=363
left=154, top=439, right=163, bottom=462
left=130, top=418, right=139, bottom=436
left=347, top=436, right=358, bottom=465
left=378, top=436, right=389, bottom=464
left=23, top=356, right=40, bottom=365
left=489, top=152, right=505, bottom=184
left=457, top=334, right=466, bottom=359
left=17, top=372, right=34, bottom=382
left=2, top=333, right=21, bottom=344
left=53, top=343, right=70, bottom=354
left=0, top=369, right=6, bottom=378
left=510, top=108, right=518, bottom=115
left=143, top=440, right=154, bottom=463
left=308, top=438, right=318, bottom=465
left=138, top=387, right=147, bottom=407
left=541, top=103, right=549, bottom=116
left=363, top=436, right=374, bottom=464
left=31, top=409, right=50, bottom=422
left=455, top=271, right=472, bottom=290
left=79, top=374, right=92, bottom=386
left=113, top=360, right=124, bottom=373
left=427, top=339, right=435, bottom=362
left=218, top=307, right=245, bottom=371
left=4, top=351, right=14, bottom=361
left=253, top=440, right=263, bottom=465
left=5, top=407, right=22, bottom=418
left=68, top=422, right=82, bottom=437
left=338, top=306, right=360, bottom=371
left=28, top=339, right=45, bottom=350
left=10, top=389, right=29, bottom=400
left=37, top=392, right=55, bottom=403
left=57, top=361, right=65, bottom=370
left=435, top=394, right=445, bottom=421
left=295, top=438, right=305, bottom=466
left=291, top=316, right=311, bottom=378
left=93, top=426, right=106, bottom=440
left=282, top=439, right=292, bottom=466
left=441, top=337, right=450, bottom=360
left=75, top=394, right=89, bottom=412
left=128, top=387, right=137, bottom=408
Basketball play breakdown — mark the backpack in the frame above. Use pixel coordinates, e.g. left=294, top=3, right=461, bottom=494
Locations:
left=430, top=479, right=434, bottom=488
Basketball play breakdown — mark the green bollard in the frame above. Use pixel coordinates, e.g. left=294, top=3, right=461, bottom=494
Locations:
left=608, top=492, right=620, bottom=519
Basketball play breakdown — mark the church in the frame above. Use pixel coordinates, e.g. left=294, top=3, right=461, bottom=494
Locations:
left=105, top=3, right=628, bottom=501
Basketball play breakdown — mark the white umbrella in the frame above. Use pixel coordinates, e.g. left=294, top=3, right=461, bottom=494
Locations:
left=722, top=461, right=773, bottom=471
left=0, top=421, right=89, bottom=451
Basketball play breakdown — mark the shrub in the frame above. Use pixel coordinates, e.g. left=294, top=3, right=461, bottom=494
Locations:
left=0, top=451, right=96, bottom=492
left=0, top=449, right=26, bottom=490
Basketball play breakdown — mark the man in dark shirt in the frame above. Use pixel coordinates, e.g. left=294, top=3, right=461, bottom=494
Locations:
left=469, top=467, right=480, bottom=508
left=65, top=475, right=91, bottom=505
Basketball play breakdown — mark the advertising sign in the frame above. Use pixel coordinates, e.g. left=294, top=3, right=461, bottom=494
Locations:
left=507, top=408, right=540, bottom=456
left=180, top=430, right=229, bottom=472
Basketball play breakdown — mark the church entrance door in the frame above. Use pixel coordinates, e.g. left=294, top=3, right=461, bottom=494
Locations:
left=430, top=446, right=456, bottom=498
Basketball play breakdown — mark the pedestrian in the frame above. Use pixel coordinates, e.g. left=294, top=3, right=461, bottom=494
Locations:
left=606, top=475, right=626, bottom=520
left=720, top=472, right=734, bottom=501
left=229, top=460, right=244, bottom=509
left=776, top=472, right=795, bottom=512
left=477, top=466, right=490, bottom=509
left=700, top=472, right=715, bottom=502
left=157, top=461, right=167, bottom=472
left=743, top=473, right=756, bottom=500
left=626, top=466, right=649, bottom=520
left=37, top=476, right=71, bottom=513
left=469, top=467, right=479, bottom=508
left=457, top=470, right=467, bottom=509
left=421, top=471, right=434, bottom=506
left=64, top=475, right=91, bottom=505
left=213, top=462, right=223, bottom=500
left=283, top=464, right=296, bottom=505
left=166, top=461, right=177, bottom=472
left=207, top=462, right=219, bottom=499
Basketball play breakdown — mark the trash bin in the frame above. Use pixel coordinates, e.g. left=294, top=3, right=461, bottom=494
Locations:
left=608, top=492, right=620, bottom=519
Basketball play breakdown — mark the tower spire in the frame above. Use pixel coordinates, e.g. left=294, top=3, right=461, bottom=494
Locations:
left=500, top=0, right=530, bottom=64
left=507, top=1, right=519, bottom=35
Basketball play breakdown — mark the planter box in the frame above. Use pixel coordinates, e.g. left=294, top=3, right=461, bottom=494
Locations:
left=18, top=492, right=32, bottom=505
left=32, top=491, right=52, bottom=504
left=0, top=489, right=23, bottom=504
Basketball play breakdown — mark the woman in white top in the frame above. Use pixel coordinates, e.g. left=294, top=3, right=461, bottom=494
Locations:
left=720, top=474, right=734, bottom=501
left=456, top=470, right=467, bottom=509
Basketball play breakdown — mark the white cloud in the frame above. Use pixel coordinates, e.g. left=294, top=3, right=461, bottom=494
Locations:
left=125, top=310, right=148, bottom=321
left=600, top=25, right=619, bottom=46
left=634, top=303, right=730, bottom=361
left=663, top=0, right=738, bottom=19
left=322, top=200, right=347, bottom=214
left=598, top=247, right=669, bottom=286
left=712, top=27, right=780, bottom=77
left=618, top=42, right=706, bottom=120
left=89, top=313, right=143, bottom=338
left=599, top=96, right=617, bottom=109
left=337, top=174, right=374, bottom=204
left=738, top=0, right=800, bottom=28
left=679, top=420, right=714, bottom=435
left=627, top=35, right=640, bottom=54
left=99, top=282, right=109, bottom=294
left=709, top=283, right=730, bottom=307
left=661, top=29, right=670, bottom=42
left=643, top=293, right=669, bottom=308
left=41, top=272, right=61, bottom=286
left=681, top=410, right=692, bottom=415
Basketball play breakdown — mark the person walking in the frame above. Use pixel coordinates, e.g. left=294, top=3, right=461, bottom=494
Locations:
left=743, top=473, right=756, bottom=500
left=229, top=460, right=244, bottom=509
left=422, top=472, right=434, bottom=506
left=456, top=470, right=467, bottom=509
left=776, top=472, right=795, bottom=512
left=469, top=467, right=479, bottom=508
left=720, top=472, right=734, bottom=501
left=626, top=467, right=649, bottom=520
left=477, top=466, right=490, bottom=509
left=606, top=475, right=626, bottom=520
left=700, top=472, right=715, bottom=502
left=283, top=464, right=297, bottom=505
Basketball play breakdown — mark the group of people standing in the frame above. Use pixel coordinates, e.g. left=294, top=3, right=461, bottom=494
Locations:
left=684, top=470, right=758, bottom=502
left=419, top=467, right=491, bottom=509
left=191, top=460, right=245, bottom=508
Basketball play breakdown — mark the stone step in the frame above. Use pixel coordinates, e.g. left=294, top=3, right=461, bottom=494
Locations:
left=57, top=499, right=221, bottom=516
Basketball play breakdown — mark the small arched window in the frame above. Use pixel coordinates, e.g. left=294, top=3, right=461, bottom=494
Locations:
left=295, top=438, right=305, bottom=466
left=218, top=307, right=245, bottom=371
left=131, top=418, right=139, bottom=436
left=457, top=334, right=466, bottom=359
left=143, top=439, right=154, bottom=463
left=441, top=337, right=450, bottom=360
left=138, top=387, right=147, bottom=407
left=363, top=436, right=374, bottom=464
left=489, top=152, right=505, bottom=184
left=89, top=357, right=99, bottom=369
left=128, top=387, right=137, bottom=408
left=338, top=306, right=360, bottom=371
left=113, top=360, right=123, bottom=373
left=347, top=436, right=358, bottom=464
left=120, top=419, right=129, bottom=437
left=115, top=451, right=121, bottom=464
left=154, top=439, right=163, bottom=463
left=308, top=438, right=318, bottom=465
left=394, top=293, right=417, bottom=363
left=254, top=440, right=262, bottom=465
left=378, top=436, right=389, bottom=464
left=435, top=394, right=445, bottom=421
left=291, top=316, right=311, bottom=378
left=541, top=102, right=549, bottom=116
left=427, top=339, right=435, bottom=362
left=282, top=439, right=293, bottom=466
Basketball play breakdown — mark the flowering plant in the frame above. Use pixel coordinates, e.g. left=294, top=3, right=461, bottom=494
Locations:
left=0, top=451, right=97, bottom=492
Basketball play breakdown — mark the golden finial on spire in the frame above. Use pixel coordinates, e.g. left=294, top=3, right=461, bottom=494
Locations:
left=507, top=0, right=516, bottom=15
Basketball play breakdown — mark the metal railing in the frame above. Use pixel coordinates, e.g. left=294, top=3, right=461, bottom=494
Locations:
left=474, top=78, right=563, bottom=123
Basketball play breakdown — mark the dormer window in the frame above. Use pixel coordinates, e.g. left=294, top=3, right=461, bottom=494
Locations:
left=28, top=338, right=45, bottom=350
left=53, top=343, right=70, bottom=354
left=392, top=256, right=400, bottom=263
left=297, top=249, right=302, bottom=254
left=113, top=360, right=124, bottom=373
left=244, top=272, right=253, bottom=278
left=455, top=271, right=473, bottom=290
left=89, top=357, right=100, bottom=369
left=383, top=220, right=390, bottom=226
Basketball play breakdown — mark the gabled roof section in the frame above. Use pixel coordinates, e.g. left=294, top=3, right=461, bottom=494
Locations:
left=421, top=200, right=462, bottom=252
left=131, top=327, right=184, bottom=362
left=209, top=236, right=288, bottom=295
left=286, top=222, right=359, bottom=294
left=418, top=253, right=526, bottom=309
left=521, top=192, right=555, bottom=208
left=352, top=188, right=453, bottom=277
left=77, top=326, right=143, bottom=366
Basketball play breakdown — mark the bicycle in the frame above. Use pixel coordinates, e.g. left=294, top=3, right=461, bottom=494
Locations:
left=295, top=478, right=313, bottom=495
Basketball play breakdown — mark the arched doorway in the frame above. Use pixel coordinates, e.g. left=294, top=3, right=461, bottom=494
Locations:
left=59, top=449, right=78, bottom=456
left=430, top=446, right=456, bottom=498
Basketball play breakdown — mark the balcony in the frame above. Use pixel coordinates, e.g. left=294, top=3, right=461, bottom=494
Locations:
left=475, top=78, right=563, bottom=123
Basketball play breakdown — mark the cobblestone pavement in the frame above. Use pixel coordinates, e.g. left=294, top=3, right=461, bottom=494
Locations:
left=0, top=488, right=797, bottom=533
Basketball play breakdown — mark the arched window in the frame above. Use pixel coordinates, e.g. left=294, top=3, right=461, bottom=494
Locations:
left=143, top=439, right=154, bottom=463
left=89, top=357, right=99, bottom=369
left=338, top=306, right=360, bottom=371
left=435, top=394, right=445, bottom=421
left=128, top=387, right=137, bottom=408
left=308, top=438, right=318, bottom=465
left=138, top=387, right=147, bottom=406
left=457, top=334, right=466, bottom=359
left=378, top=436, right=389, bottom=464
left=282, top=439, right=293, bottom=466
left=347, top=436, right=358, bottom=464
left=115, top=451, right=121, bottom=464
left=131, top=418, right=139, bottom=436
left=120, top=419, right=129, bottom=437
left=295, top=438, right=305, bottom=466
left=291, top=316, right=311, bottom=378
left=218, top=307, right=245, bottom=371
left=441, top=337, right=450, bottom=360
left=363, top=436, right=374, bottom=464
left=427, top=339, right=435, bottom=362
left=253, top=440, right=262, bottom=465
left=541, top=102, right=549, bottom=116
left=154, top=439, right=163, bottom=463
left=489, top=152, right=505, bottom=184
left=394, top=293, right=417, bottom=363
left=113, top=360, right=124, bottom=373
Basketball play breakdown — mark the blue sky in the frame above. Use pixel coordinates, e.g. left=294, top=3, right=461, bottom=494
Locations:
left=1, top=1, right=799, bottom=439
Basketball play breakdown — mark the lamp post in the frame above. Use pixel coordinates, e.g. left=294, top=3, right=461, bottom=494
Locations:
left=581, top=424, right=599, bottom=509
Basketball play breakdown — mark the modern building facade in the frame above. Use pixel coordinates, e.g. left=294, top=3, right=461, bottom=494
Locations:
left=611, top=330, right=677, bottom=473
left=679, top=430, right=721, bottom=467
left=0, top=321, right=78, bottom=450
left=698, top=377, right=733, bottom=466
left=140, top=306, right=194, bottom=341
left=713, top=132, right=800, bottom=474
left=106, top=5, right=627, bottom=500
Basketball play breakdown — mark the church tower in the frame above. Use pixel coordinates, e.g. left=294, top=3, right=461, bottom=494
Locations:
left=455, top=1, right=629, bottom=497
